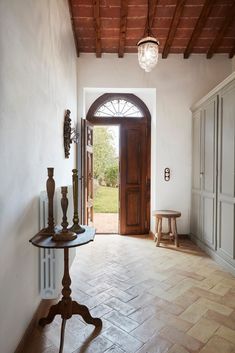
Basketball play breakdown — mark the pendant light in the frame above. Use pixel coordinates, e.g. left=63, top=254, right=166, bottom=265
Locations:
left=137, top=0, right=159, bottom=72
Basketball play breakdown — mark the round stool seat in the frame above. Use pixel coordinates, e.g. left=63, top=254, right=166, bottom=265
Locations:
left=153, top=210, right=181, bottom=218
left=152, top=210, right=181, bottom=247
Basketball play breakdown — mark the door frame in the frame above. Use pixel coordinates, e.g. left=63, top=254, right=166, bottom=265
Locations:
left=84, top=93, right=151, bottom=234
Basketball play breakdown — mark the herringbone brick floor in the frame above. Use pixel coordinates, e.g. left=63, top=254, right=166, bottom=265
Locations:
left=24, top=235, right=235, bottom=353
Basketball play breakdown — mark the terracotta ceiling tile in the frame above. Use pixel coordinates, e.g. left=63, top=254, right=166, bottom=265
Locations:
left=69, top=0, right=235, bottom=57
left=72, top=5, right=93, bottom=17
left=128, top=6, right=148, bottom=18
left=100, top=0, right=121, bottom=5
left=182, top=5, right=204, bottom=18
left=100, top=6, right=121, bottom=18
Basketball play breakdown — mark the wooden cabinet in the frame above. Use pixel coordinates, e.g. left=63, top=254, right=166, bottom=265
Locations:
left=217, top=80, right=235, bottom=267
left=191, top=109, right=202, bottom=240
left=191, top=73, right=235, bottom=272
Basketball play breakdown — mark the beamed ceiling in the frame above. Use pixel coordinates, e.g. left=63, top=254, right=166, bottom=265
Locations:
left=68, top=0, right=235, bottom=59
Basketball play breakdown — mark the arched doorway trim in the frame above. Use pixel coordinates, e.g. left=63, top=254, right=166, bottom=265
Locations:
left=87, top=93, right=151, bottom=124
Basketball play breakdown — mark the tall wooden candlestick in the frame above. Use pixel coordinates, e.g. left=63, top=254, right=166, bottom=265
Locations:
left=69, top=169, right=85, bottom=234
left=53, top=186, right=77, bottom=241
left=61, top=186, right=69, bottom=232
left=47, top=167, right=55, bottom=234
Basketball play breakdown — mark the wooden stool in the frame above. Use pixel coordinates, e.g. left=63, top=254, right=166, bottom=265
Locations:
left=153, top=210, right=181, bottom=247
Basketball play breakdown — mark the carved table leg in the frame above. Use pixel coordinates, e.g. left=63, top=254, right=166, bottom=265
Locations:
left=72, top=301, right=102, bottom=327
left=39, top=304, right=60, bottom=327
left=39, top=248, right=73, bottom=327
left=39, top=248, right=102, bottom=352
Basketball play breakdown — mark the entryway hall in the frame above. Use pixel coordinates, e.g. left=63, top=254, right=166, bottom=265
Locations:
left=23, top=235, right=235, bottom=353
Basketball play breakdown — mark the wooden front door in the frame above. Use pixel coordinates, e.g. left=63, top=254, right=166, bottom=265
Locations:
left=120, top=122, right=149, bottom=234
left=85, top=93, right=151, bottom=235
left=82, top=120, right=94, bottom=225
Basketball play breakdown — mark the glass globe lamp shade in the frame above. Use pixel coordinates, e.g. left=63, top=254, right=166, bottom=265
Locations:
left=137, top=36, right=159, bottom=72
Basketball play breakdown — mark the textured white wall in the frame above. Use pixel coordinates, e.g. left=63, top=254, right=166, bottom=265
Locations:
left=0, top=1, right=77, bottom=352
left=232, top=57, right=235, bottom=72
left=77, top=54, right=232, bottom=234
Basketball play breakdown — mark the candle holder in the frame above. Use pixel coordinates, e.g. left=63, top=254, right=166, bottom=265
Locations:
left=40, top=167, right=56, bottom=236
left=69, top=169, right=85, bottom=234
left=53, top=186, right=77, bottom=241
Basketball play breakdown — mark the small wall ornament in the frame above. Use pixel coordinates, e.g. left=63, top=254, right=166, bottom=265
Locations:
left=64, top=109, right=79, bottom=159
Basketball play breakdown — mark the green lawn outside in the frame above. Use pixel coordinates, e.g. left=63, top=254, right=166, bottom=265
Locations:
left=94, top=186, right=118, bottom=213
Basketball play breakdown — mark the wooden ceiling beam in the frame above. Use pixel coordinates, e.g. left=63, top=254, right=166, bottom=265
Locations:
left=207, top=2, right=235, bottom=59
left=118, top=0, right=128, bottom=58
left=144, top=0, right=158, bottom=36
left=184, top=0, right=214, bottom=59
left=162, top=0, right=186, bottom=59
left=67, top=0, right=80, bottom=57
left=93, top=0, right=102, bottom=58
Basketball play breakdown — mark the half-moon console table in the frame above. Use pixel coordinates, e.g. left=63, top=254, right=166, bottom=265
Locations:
left=29, top=226, right=102, bottom=353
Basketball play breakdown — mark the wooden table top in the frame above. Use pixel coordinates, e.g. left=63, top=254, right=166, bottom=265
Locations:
left=29, top=226, right=95, bottom=249
left=152, top=210, right=181, bottom=218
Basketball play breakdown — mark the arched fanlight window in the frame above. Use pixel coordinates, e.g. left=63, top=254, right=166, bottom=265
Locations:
left=94, top=98, right=144, bottom=118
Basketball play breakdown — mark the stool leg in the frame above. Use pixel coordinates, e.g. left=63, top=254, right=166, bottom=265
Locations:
left=156, top=218, right=162, bottom=247
left=168, top=218, right=173, bottom=241
left=172, top=218, right=179, bottom=247
left=154, top=218, right=159, bottom=242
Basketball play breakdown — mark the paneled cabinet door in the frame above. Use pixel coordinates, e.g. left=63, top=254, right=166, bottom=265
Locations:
left=201, top=96, right=218, bottom=250
left=217, top=81, right=235, bottom=265
left=191, top=110, right=202, bottom=239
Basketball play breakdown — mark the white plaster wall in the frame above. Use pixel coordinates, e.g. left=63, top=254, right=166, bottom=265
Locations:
left=232, top=56, right=235, bottom=72
left=0, top=1, right=77, bottom=352
left=77, top=54, right=232, bottom=234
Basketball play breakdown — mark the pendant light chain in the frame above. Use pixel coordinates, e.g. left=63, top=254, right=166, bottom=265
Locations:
left=147, top=0, right=150, bottom=36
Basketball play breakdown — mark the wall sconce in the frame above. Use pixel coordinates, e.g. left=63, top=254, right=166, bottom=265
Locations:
left=64, top=109, right=79, bottom=159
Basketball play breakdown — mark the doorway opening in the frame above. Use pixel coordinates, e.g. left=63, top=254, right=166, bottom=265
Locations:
left=83, top=93, right=151, bottom=235
left=93, top=125, right=120, bottom=233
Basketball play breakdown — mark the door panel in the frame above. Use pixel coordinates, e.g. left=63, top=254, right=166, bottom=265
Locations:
left=191, top=110, right=201, bottom=239
left=201, top=97, right=217, bottom=249
left=217, top=82, right=235, bottom=263
left=191, top=193, right=201, bottom=239
left=120, top=123, right=147, bottom=234
left=82, top=118, right=150, bottom=235
left=126, top=130, right=141, bottom=185
left=202, top=196, right=215, bottom=247
left=191, top=96, right=217, bottom=249
left=192, top=110, right=201, bottom=191
left=126, top=190, right=140, bottom=226
left=203, top=101, right=216, bottom=194
left=219, top=202, right=234, bottom=259
left=83, top=120, right=94, bottom=225
left=220, top=97, right=235, bottom=197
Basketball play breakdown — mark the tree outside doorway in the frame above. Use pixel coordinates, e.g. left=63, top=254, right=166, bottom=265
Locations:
left=93, top=126, right=119, bottom=233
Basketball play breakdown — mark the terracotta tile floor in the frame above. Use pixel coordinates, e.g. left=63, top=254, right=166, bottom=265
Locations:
left=23, top=235, right=235, bottom=353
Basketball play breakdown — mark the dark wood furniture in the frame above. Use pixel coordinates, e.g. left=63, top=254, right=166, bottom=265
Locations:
left=29, top=226, right=102, bottom=353
left=153, top=210, right=181, bottom=247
